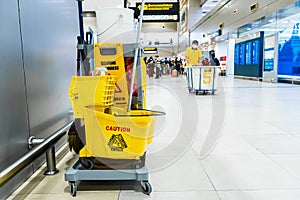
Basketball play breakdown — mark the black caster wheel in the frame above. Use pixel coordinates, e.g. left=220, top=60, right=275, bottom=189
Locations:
left=141, top=181, right=152, bottom=195
left=70, top=182, right=77, bottom=197
left=79, top=158, right=94, bottom=170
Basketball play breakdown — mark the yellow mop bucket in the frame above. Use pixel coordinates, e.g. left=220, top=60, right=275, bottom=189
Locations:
left=83, top=106, right=165, bottom=160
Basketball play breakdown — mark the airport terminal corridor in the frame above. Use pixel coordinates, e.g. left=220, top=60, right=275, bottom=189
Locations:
left=7, top=76, right=300, bottom=200
left=3, top=1, right=300, bottom=199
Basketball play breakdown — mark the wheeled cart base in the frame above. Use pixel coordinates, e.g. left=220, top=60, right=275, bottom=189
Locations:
left=189, top=89, right=216, bottom=95
left=65, top=160, right=152, bottom=197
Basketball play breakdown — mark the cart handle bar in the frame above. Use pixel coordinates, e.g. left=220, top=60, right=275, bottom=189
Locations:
left=114, top=109, right=166, bottom=117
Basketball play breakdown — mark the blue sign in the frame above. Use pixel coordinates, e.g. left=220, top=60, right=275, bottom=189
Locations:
left=246, top=41, right=252, bottom=65
left=264, top=60, right=274, bottom=71
left=278, top=22, right=300, bottom=76
left=239, top=43, right=245, bottom=65
left=264, top=48, right=274, bottom=71
left=235, top=44, right=239, bottom=65
left=252, top=40, right=260, bottom=64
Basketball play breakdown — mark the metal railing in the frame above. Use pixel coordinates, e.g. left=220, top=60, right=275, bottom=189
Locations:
left=0, top=121, right=73, bottom=186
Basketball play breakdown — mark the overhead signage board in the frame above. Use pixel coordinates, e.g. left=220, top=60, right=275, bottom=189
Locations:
left=143, top=47, right=158, bottom=54
left=135, top=2, right=179, bottom=22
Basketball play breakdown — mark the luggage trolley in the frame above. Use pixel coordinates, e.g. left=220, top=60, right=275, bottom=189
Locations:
left=187, top=66, right=220, bottom=95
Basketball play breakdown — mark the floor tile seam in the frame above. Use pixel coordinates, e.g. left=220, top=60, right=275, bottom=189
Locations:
left=185, top=114, right=204, bottom=156
left=225, top=86, right=300, bottom=89
left=215, top=186, right=300, bottom=191
left=216, top=188, right=300, bottom=192
left=191, top=143, right=202, bottom=158
left=249, top=148, right=300, bottom=182
left=117, top=189, right=122, bottom=200
left=263, top=154, right=300, bottom=182
left=147, top=154, right=196, bottom=174
left=199, top=162, right=222, bottom=200
left=223, top=127, right=239, bottom=136
left=221, top=132, right=263, bottom=154
left=197, top=152, right=300, bottom=160
left=229, top=133, right=299, bottom=138
left=237, top=134, right=297, bottom=136
left=190, top=119, right=227, bottom=159
left=119, top=190, right=217, bottom=193
left=238, top=134, right=300, bottom=155
left=151, top=189, right=217, bottom=193
left=207, top=153, right=262, bottom=156
left=238, top=133, right=300, bottom=140
left=262, top=153, right=300, bottom=155
left=264, top=121, right=298, bottom=134
left=235, top=133, right=300, bottom=156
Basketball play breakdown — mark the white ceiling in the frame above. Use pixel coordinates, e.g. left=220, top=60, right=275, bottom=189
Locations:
left=201, top=0, right=220, bottom=15
left=83, top=0, right=124, bottom=10
left=82, top=0, right=222, bottom=43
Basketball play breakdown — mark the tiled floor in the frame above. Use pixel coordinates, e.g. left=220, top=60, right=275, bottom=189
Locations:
left=7, top=75, right=300, bottom=200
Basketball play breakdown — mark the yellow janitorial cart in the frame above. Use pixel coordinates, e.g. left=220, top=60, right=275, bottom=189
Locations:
left=65, top=0, right=165, bottom=196
left=66, top=70, right=163, bottom=196
left=65, top=4, right=165, bottom=194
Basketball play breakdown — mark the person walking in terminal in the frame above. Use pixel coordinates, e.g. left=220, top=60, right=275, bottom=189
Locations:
left=209, top=53, right=220, bottom=66
left=175, top=57, right=182, bottom=73
left=202, top=57, right=209, bottom=66
left=185, top=40, right=203, bottom=66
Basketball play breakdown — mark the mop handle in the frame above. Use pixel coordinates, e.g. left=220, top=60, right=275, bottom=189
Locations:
left=127, top=0, right=146, bottom=112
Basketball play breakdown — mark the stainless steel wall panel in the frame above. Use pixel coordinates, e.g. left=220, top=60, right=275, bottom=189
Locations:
left=0, top=0, right=30, bottom=172
left=0, top=1, right=78, bottom=198
left=19, top=0, right=79, bottom=139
